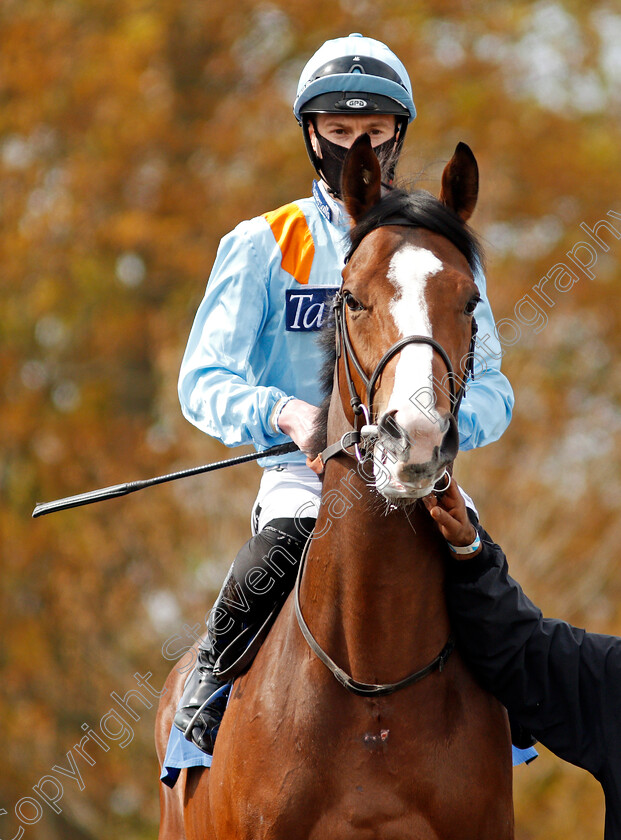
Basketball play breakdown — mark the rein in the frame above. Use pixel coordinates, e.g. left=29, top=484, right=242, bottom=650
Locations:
left=294, top=534, right=455, bottom=698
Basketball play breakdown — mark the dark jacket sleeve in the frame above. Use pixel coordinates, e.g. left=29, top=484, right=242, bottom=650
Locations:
left=445, top=527, right=620, bottom=781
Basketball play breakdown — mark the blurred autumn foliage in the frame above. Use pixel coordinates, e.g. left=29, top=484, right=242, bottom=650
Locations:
left=1, top=0, right=620, bottom=837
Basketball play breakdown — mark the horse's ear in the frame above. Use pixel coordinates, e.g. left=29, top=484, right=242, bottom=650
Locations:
left=439, top=142, right=478, bottom=222
left=341, top=134, right=382, bottom=224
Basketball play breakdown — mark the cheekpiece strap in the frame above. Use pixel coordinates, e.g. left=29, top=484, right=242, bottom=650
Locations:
left=319, top=430, right=361, bottom=466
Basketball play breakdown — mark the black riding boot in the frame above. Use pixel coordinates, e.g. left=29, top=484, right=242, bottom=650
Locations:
left=173, top=517, right=315, bottom=753
left=172, top=569, right=244, bottom=751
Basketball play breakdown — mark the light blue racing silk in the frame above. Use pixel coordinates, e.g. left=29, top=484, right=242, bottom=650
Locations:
left=178, top=181, right=513, bottom=467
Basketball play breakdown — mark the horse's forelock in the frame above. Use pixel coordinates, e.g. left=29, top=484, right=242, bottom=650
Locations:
left=348, top=189, right=483, bottom=273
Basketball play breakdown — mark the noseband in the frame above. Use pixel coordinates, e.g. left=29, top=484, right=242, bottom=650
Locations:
left=321, top=223, right=478, bottom=466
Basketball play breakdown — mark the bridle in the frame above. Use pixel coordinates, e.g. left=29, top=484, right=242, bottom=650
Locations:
left=298, top=218, right=479, bottom=698
left=320, top=218, right=478, bottom=466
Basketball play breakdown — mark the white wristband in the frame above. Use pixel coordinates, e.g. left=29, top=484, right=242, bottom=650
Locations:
left=270, top=395, right=295, bottom=433
left=448, top=532, right=481, bottom=555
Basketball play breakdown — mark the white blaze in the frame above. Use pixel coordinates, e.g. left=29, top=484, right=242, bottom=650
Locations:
left=386, top=244, right=443, bottom=422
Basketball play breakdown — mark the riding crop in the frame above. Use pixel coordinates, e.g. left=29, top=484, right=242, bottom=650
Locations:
left=31, top=441, right=300, bottom=518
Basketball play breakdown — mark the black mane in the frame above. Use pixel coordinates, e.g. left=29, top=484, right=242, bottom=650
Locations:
left=348, top=187, right=482, bottom=272
left=309, top=188, right=483, bottom=456
left=308, top=307, right=338, bottom=457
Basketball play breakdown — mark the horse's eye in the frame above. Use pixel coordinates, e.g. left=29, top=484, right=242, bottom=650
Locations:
left=464, top=295, right=480, bottom=316
left=344, top=292, right=364, bottom=312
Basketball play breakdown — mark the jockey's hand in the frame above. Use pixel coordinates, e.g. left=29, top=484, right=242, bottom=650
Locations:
left=423, top=478, right=481, bottom=556
left=277, top=399, right=321, bottom=456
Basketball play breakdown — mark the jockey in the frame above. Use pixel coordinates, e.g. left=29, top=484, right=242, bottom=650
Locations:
left=173, top=33, right=514, bottom=752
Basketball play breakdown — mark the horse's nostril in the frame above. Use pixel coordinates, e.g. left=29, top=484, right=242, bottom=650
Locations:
left=377, top=413, right=411, bottom=460
left=378, top=412, right=405, bottom=442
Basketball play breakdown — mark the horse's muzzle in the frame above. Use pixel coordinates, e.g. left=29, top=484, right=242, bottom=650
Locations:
left=374, top=409, right=458, bottom=499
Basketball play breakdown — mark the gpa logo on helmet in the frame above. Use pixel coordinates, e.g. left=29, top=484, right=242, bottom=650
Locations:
left=345, top=98, right=368, bottom=109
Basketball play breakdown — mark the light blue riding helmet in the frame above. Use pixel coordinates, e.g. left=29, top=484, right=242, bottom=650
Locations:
left=293, top=34, right=416, bottom=194
left=294, top=33, right=416, bottom=124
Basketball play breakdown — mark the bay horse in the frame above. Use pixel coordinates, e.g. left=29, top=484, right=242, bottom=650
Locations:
left=156, top=136, right=514, bottom=839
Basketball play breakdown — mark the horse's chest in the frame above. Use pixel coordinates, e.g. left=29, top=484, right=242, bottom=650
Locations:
left=209, top=617, right=513, bottom=839
left=215, top=687, right=505, bottom=839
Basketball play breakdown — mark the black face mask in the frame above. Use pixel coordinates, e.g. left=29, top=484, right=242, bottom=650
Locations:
left=314, top=128, right=399, bottom=198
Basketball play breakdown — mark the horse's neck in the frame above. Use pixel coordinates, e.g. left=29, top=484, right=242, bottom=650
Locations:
left=302, top=456, right=451, bottom=685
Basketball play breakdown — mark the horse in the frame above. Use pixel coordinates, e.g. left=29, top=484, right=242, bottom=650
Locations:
left=155, top=135, right=514, bottom=839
